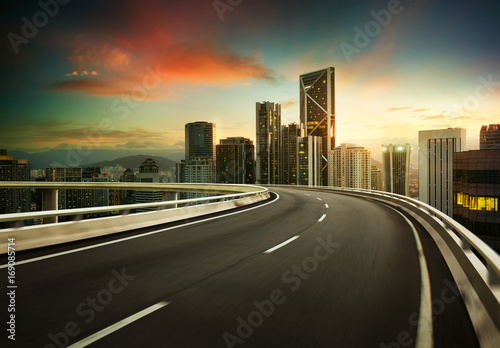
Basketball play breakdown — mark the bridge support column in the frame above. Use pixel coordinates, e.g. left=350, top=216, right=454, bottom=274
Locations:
left=42, top=188, right=58, bottom=224
left=162, top=191, right=178, bottom=209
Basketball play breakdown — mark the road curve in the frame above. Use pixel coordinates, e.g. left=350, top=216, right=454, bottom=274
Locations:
left=1, top=187, right=478, bottom=347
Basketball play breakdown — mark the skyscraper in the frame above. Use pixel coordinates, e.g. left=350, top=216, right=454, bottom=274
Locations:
left=281, top=123, right=302, bottom=185
left=44, top=165, right=86, bottom=220
left=371, top=166, right=383, bottom=191
left=216, top=137, right=255, bottom=184
left=300, top=67, right=335, bottom=185
left=256, top=102, right=281, bottom=184
left=382, top=144, right=411, bottom=196
left=480, top=124, right=500, bottom=149
left=135, top=158, right=162, bottom=212
left=297, top=136, right=322, bottom=187
left=182, top=121, right=216, bottom=184
left=418, top=128, right=466, bottom=216
left=329, top=143, right=371, bottom=189
left=453, top=149, right=500, bottom=252
left=185, top=121, right=216, bottom=162
left=0, top=150, right=30, bottom=215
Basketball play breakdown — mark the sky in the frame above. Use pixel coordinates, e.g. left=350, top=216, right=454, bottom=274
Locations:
left=1, top=0, right=499, bottom=163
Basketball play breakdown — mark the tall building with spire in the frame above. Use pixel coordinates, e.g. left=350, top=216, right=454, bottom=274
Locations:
left=300, top=67, right=335, bottom=185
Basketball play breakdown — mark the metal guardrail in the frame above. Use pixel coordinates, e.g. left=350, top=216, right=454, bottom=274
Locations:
left=267, top=184, right=500, bottom=285
left=267, top=184, right=500, bottom=346
left=331, top=186, right=500, bottom=283
left=0, top=182, right=269, bottom=224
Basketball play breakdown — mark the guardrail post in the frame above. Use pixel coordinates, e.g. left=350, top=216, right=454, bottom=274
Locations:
left=42, top=188, right=58, bottom=224
left=162, top=191, right=178, bottom=209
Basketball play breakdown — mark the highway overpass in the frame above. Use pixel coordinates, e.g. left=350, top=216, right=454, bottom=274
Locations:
left=0, top=183, right=499, bottom=347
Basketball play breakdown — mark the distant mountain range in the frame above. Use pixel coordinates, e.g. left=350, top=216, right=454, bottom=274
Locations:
left=8, top=149, right=182, bottom=170
left=371, top=158, right=382, bottom=167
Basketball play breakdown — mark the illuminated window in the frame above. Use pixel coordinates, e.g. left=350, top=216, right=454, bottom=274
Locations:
left=463, top=194, right=469, bottom=207
left=470, top=196, right=478, bottom=210
left=456, top=192, right=463, bottom=205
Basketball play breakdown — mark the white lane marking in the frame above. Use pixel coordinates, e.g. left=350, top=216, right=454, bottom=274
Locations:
left=304, top=193, right=311, bottom=196
left=387, top=206, right=433, bottom=348
left=264, top=236, right=300, bottom=254
left=68, top=301, right=169, bottom=348
left=318, top=214, right=327, bottom=222
left=325, top=204, right=329, bottom=209
left=0, top=193, right=281, bottom=269
left=317, top=197, right=322, bottom=201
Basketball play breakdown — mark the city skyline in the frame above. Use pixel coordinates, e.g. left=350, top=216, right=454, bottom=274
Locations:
left=1, top=0, right=499, bottom=162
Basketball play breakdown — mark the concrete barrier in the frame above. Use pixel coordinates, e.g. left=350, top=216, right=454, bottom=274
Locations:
left=0, top=193, right=270, bottom=253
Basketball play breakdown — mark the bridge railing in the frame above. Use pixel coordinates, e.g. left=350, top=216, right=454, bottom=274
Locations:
left=0, top=182, right=270, bottom=252
left=0, top=182, right=269, bottom=225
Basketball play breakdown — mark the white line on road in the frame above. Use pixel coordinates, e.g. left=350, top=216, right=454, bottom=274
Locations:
left=264, top=236, right=300, bottom=254
left=68, top=301, right=170, bottom=348
left=387, top=206, right=433, bottom=348
left=325, top=204, right=329, bottom=209
left=304, top=193, right=311, bottom=196
left=318, top=214, right=327, bottom=222
left=0, top=193, right=281, bottom=269
left=317, top=197, right=322, bottom=201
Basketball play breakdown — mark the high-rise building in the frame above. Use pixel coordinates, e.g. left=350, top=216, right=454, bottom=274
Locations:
left=297, top=136, right=322, bottom=186
left=300, top=67, right=335, bottom=185
left=382, top=144, right=411, bottom=196
left=281, top=123, right=302, bottom=185
left=45, top=165, right=84, bottom=210
left=185, top=121, right=216, bottom=162
left=0, top=150, right=30, bottom=215
left=418, top=128, right=466, bottom=216
left=328, top=144, right=371, bottom=189
left=82, top=167, right=110, bottom=209
left=256, top=102, right=281, bottom=184
left=371, top=166, right=383, bottom=191
left=135, top=158, right=162, bottom=212
left=216, top=137, right=255, bottom=184
left=182, top=121, right=216, bottom=185
left=120, top=168, right=136, bottom=205
left=453, top=149, right=500, bottom=252
left=480, top=124, right=500, bottom=149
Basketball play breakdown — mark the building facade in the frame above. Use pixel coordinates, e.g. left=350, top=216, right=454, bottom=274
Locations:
left=281, top=123, right=302, bottom=185
left=300, top=67, right=335, bottom=185
left=256, top=102, right=281, bottom=184
left=371, top=166, right=383, bottom=191
left=418, top=128, right=466, bottom=216
left=0, top=150, right=30, bottom=214
left=182, top=121, right=216, bottom=185
left=45, top=166, right=84, bottom=210
left=216, top=137, right=255, bottom=184
left=480, top=124, right=500, bottom=149
left=328, top=144, right=371, bottom=189
left=382, top=144, right=411, bottom=196
left=135, top=158, right=162, bottom=212
left=453, top=149, right=500, bottom=252
left=297, top=136, right=322, bottom=187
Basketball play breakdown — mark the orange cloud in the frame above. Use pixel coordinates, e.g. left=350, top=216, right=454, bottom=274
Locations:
left=50, top=1, right=276, bottom=98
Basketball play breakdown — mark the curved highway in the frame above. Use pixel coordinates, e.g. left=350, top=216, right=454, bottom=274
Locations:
left=1, top=187, right=478, bottom=347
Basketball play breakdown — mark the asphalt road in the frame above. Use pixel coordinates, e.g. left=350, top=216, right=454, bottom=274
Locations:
left=1, top=187, right=478, bottom=347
